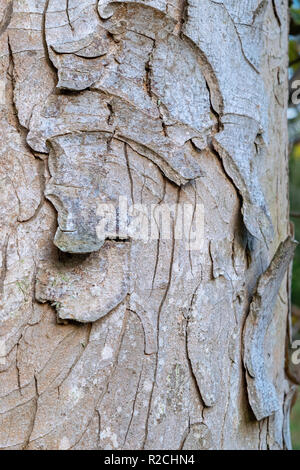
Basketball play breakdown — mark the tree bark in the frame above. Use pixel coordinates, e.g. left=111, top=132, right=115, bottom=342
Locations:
left=0, top=0, right=296, bottom=450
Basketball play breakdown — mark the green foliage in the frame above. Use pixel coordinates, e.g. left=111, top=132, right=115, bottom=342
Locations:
left=291, top=8, right=300, bottom=25
left=289, top=39, right=300, bottom=70
left=290, top=39, right=298, bottom=62
left=290, top=155, right=300, bottom=306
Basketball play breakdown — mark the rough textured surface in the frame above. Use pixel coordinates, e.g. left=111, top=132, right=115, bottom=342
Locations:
left=35, top=242, right=130, bottom=323
left=243, top=237, right=298, bottom=421
left=0, top=0, right=295, bottom=450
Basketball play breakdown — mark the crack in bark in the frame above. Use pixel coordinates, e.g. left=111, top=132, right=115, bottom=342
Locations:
left=66, top=0, right=75, bottom=33
left=124, top=142, right=135, bottom=205
left=70, top=308, right=129, bottom=449
left=22, top=375, right=38, bottom=450
left=174, top=0, right=188, bottom=36
left=271, top=0, right=281, bottom=28
left=184, top=297, right=206, bottom=420
left=142, top=187, right=180, bottom=449
left=0, top=233, right=9, bottom=299
left=18, top=159, right=46, bottom=225
left=209, top=0, right=260, bottom=74
left=179, top=415, right=191, bottom=450
left=49, top=323, right=92, bottom=394
left=180, top=34, right=224, bottom=118
left=151, top=178, right=167, bottom=292
left=42, top=0, right=58, bottom=82
left=16, top=342, right=23, bottom=397
left=123, top=363, right=144, bottom=446
left=243, top=237, right=298, bottom=421
left=252, top=0, right=268, bottom=25
left=144, top=38, right=168, bottom=137
left=0, top=0, right=289, bottom=449
left=24, top=325, right=93, bottom=448
left=106, top=102, right=114, bottom=126
left=7, top=37, right=29, bottom=141
left=220, top=360, right=234, bottom=448
left=7, top=36, right=45, bottom=223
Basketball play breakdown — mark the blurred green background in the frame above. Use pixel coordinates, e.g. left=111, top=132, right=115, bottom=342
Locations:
left=289, top=0, right=300, bottom=451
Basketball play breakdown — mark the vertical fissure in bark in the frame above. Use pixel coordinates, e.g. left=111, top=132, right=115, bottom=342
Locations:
left=0, top=233, right=9, bottom=299
left=66, top=0, right=75, bottom=32
left=272, top=0, right=282, bottom=27
left=42, top=0, right=58, bottom=82
left=22, top=375, right=39, bottom=450
left=143, top=187, right=180, bottom=449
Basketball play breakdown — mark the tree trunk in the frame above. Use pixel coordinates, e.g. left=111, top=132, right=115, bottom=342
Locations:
left=0, top=0, right=296, bottom=450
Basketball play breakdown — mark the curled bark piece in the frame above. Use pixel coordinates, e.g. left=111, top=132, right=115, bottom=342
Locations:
left=184, top=0, right=272, bottom=244
left=46, top=0, right=111, bottom=91
left=30, top=0, right=274, bottom=252
left=283, top=385, right=297, bottom=450
left=27, top=91, right=205, bottom=188
left=35, top=242, right=130, bottom=323
left=243, top=237, right=298, bottom=421
left=213, top=115, right=274, bottom=244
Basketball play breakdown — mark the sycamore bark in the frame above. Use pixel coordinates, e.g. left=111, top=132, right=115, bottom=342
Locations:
left=0, top=0, right=296, bottom=450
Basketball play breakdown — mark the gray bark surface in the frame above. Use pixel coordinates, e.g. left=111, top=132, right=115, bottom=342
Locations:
left=0, top=0, right=296, bottom=450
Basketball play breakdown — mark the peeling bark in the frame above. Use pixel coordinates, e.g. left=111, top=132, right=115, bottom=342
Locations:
left=243, top=237, right=298, bottom=421
left=0, top=0, right=294, bottom=450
